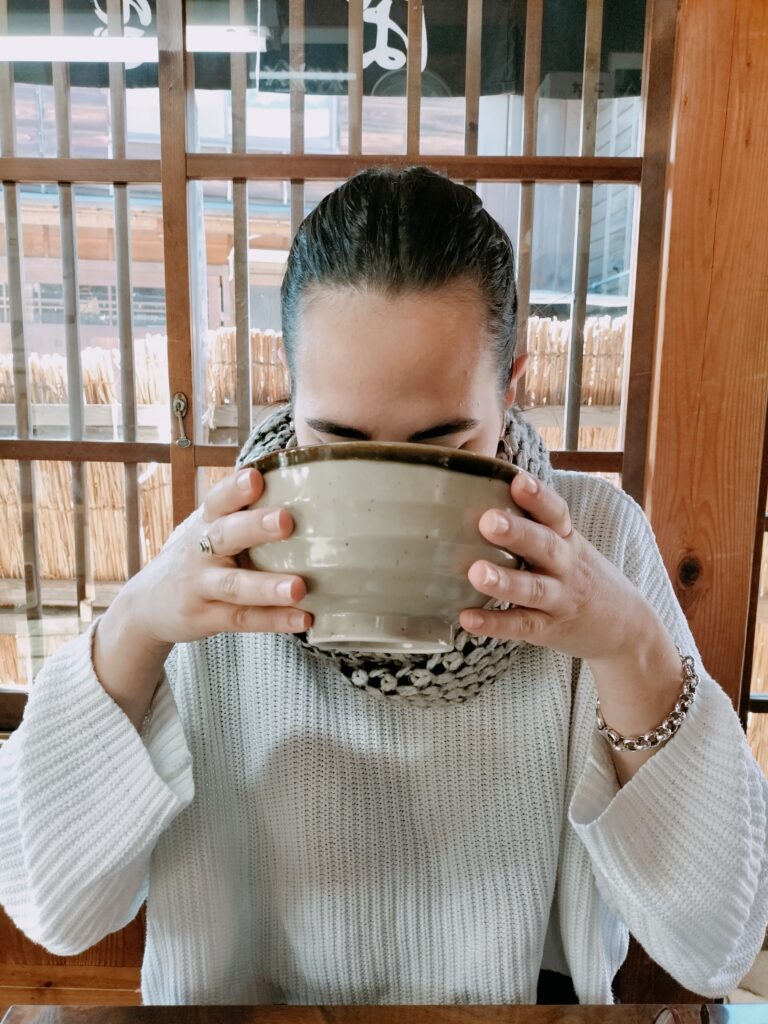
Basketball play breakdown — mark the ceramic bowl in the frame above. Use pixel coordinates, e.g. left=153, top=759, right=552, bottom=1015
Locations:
left=245, top=441, right=526, bottom=654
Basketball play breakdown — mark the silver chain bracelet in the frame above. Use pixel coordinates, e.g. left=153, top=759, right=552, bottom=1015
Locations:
left=595, top=645, right=700, bottom=752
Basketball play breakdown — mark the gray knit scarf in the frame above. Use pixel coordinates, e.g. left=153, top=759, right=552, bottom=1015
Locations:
left=238, top=403, right=554, bottom=707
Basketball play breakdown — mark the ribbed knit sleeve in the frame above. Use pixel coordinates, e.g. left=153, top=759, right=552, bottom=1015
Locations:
left=566, top=482, right=768, bottom=998
left=0, top=619, right=194, bottom=956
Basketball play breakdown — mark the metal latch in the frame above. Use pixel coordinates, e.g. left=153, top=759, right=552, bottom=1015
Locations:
left=172, top=392, right=192, bottom=448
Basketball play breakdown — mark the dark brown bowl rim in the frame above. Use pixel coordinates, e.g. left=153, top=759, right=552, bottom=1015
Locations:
left=245, top=440, right=519, bottom=483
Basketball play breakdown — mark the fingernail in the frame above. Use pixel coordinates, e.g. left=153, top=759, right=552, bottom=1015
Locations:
left=277, top=579, right=294, bottom=599
left=464, top=611, right=483, bottom=630
left=289, top=611, right=307, bottom=629
left=493, top=512, right=510, bottom=533
left=483, top=564, right=500, bottom=586
left=263, top=510, right=281, bottom=532
left=237, top=468, right=253, bottom=491
left=520, top=472, right=538, bottom=494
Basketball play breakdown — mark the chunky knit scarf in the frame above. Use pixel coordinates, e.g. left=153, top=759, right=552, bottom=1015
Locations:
left=238, top=403, right=554, bottom=707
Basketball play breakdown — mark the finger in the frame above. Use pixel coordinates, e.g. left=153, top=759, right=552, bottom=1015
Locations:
left=467, top=561, right=561, bottom=612
left=206, top=601, right=313, bottom=635
left=205, top=506, right=294, bottom=558
left=478, top=508, right=565, bottom=574
left=198, top=565, right=307, bottom=607
left=203, top=466, right=264, bottom=523
left=510, top=471, right=573, bottom=538
left=459, top=606, right=550, bottom=642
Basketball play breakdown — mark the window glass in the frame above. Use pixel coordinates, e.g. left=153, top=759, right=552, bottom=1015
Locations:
left=478, top=180, right=635, bottom=452
left=194, top=179, right=339, bottom=446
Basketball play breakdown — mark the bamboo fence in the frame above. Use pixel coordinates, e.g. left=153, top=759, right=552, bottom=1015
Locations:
left=522, top=314, right=626, bottom=408
left=2, top=312, right=766, bottom=766
left=204, top=328, right=292, bottom=426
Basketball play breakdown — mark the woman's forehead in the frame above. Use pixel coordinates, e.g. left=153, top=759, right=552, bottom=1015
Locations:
left=293, top=289, right=497, bottom=429
left=296, top=282, right=489, bottom=362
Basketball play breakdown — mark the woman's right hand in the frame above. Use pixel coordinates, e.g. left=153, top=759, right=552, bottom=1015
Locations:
left=127, top=465, right=311, bottom=646
left=93, top=466, right=310, bottom=730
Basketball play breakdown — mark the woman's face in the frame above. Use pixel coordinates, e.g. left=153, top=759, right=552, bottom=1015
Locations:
left=290, top=281, right=527, bottom=457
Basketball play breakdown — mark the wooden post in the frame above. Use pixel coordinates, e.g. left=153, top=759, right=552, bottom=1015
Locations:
left=157, top=0, right=197, bottom=526
left=643, top=0, right=768, bottom=709
left=615, top=0, right=768, bottom=1005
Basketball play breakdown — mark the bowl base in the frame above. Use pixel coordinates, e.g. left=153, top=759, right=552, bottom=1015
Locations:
left=306, top=612, right=455, bottom=654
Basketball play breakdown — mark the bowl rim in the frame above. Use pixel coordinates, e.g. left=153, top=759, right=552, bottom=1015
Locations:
left=244, top=440, right=519, bottom=483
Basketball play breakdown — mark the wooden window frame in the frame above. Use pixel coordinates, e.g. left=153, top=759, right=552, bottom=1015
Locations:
left=0, top=0, right=672, bottom=529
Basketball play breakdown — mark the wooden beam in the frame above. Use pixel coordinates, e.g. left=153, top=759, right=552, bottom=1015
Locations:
left=552, top=451, right=622, bottom=473
left=0, top=900, right=145, bottom=1009
left=514, top=0, right=544, bottom=407
left=347, top=0, right=364, bottom=155
left=0, top=440, right=170, bottom=463
left=0, top=963, right=140, bottom=1007
left=562, top=0, right=603, bottom=450
left=108, top=0, right=141, bottom=580
left=0, top=985, right=139, bottom=1007
left=0, top=158, right=160, bottom=182
left=643, top=0, right=768, bottom=710
left=463, top=0, right=483, bottom=163
left=186, top=153, right=643, bottom=183
left=405, top=0, right=423, bottom=156
left=289, top=0, right=305, bottom=237
left=0, top=687, right=27, bottom=731
left=157, top=0, right=196, bottom=526
left=621, top=0, right=679, bottom=503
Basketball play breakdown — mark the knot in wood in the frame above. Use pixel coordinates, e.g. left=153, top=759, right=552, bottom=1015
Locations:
left=678, top=556, right=702, bottom=588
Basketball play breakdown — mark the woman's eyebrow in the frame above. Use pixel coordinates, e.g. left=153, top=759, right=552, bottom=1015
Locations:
left=409, top=418, right=480, bottom=441
left=304, top=417, right=480, bottom=442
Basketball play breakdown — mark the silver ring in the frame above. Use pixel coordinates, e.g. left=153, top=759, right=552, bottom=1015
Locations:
left=199, top=532, right=214, bottom=556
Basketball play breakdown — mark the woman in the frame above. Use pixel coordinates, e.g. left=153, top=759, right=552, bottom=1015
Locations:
left=1, top=167, right=766, bottom=1005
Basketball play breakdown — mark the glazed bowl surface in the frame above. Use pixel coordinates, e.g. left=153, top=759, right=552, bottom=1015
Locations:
left=245, top=441, right=526, bottom=653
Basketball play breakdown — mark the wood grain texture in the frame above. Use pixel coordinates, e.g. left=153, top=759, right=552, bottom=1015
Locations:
left=288, top=0, right=305, bottom=237
left=0, top=159, right=160, bottom=183
left=347, top=0, right=364, bottom=155
left=157, top=0, right=196, bottom=526
left=0, top=907, right=145, bottom=968
left=621, top=0, right=679, bottom=503
left=644, top=0, right=768, bottom=706
left=0, top=441, right=170, bottom=464
left=0, top=989, right=139, bottom=1008
left=0, top=687, right=27, bottom=731
left=463, top=0, right=483, bottom=160
left=617, top=0, right=768, bottom=1003
left=186, top=154, right=642, bottom=183
left=563, top=0, right=603, bottom=449
left=405, top=0, right=422, bottom=155
left=0, top=905, right=144, bottom=1007
left=514, top=0, right=544, bottom=407
left=107, top=0, right=141, bottom=579
left=514, top=0, right=543, bottom=408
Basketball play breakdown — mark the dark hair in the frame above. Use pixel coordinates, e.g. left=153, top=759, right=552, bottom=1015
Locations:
left=280, top=166, right=518, bottom=398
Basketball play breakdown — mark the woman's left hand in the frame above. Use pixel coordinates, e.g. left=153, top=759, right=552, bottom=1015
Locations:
left=460, top=469, right=655, bottom=664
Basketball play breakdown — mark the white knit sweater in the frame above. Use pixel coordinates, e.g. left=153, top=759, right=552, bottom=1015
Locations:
left=1, top=470, right=766, bottom=1005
